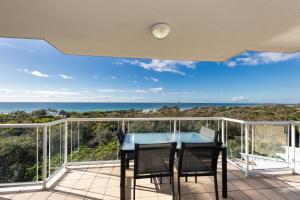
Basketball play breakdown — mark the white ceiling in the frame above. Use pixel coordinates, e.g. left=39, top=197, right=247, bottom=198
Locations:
left=0, top=0, right=300, bottom=61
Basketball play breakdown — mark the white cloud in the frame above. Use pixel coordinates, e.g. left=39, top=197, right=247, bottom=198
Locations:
left=166, top=92, right=180, bottom=95
left=59, top=74, right=73, bottom=80
left=111, top=76, right=116, bottom=79
left=133, top=81, right=138, bottom=84
left=97, top=87, right=163, bottom=93
left=149, top=87, right=163, bottom=92
left=144, top=76, right=159, bottom=82
left=122, top=59, right=196, bottom=75
left=113, top=61, right=124, bottom=65
left=162, top=91, right=192, bottom=96
left=232, top=96, right=255, bottom=102
left=226, top=52, right=300, bottom=67
left=97, top=89, right=117, bottom=92
left=92, top=75, right=98, bottom=78
left=226, top=61, right=237, bottom=68
left=0, top=88, right=127, bottom=102
left=134, top=87, right=163, bottom=93
left=0, top=88, right=13, bottom=93
left=86, top=96, right=112, bottom=100
left=23, top=69, right=49, bottom=78
left=25, top=90, right=81, bottom=97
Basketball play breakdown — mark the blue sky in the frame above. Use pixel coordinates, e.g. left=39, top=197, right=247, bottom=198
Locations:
left=0, top=37, right=300, bottom=103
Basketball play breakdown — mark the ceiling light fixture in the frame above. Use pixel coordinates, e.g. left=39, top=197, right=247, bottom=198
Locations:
left=151, top=23, right=171, bottom=39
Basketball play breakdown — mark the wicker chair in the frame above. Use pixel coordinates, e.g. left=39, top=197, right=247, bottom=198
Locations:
left=133, top=142, right=177, bottom=200
left=176, top=142, right=221, bottom=200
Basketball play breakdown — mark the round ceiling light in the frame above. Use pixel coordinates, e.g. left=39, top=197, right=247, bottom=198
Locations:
left=151, top=23, right=171, bottom=39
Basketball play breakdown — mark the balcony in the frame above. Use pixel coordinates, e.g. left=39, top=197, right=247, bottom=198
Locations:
left=1, top=163, right=300, bottom=200
left=0, top=117, right=300, bottom=200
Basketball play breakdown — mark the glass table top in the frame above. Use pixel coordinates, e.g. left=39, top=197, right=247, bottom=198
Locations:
left=121, top=132, right=212, bottom=151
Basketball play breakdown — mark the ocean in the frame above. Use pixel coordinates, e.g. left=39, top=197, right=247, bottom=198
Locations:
left=0, top=102, right=262, bottom=113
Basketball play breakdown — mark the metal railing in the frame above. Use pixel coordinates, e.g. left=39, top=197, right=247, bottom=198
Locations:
left=0, top=117, right=299, bottom=189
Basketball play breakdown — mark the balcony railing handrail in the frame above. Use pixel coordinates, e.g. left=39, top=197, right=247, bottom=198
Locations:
left=1, top=117, right=300, bottom=127
left=66, top=116, right=225, bottom=122
left=0, top=123, right=47, bottom=128
left=221, top=117, right=246, bottom=124
left=245, top=120, right=295, bottom=125
left=46, top=118, right=67, bottom=126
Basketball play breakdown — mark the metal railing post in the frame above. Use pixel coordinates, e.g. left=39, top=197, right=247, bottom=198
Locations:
left=221, top=120, right=225, bottom=144
left=225, top=120, right=228, bottom=146
left=241, top=124, right=244, bottom=154
left=128, top=121, right=130, bottom=133
left=174, top=120, right=177, bottom=134
left=291, top=122, right=296, bottom=174
left=122, top=121, right=125, bottom=133
left=60, top=123, right=62, bottom=164
left=64, top=120, right=68, bottom=165
left=42, top=126, right=48, bottom=190
left=77, top=121, right=80, bottom=151
left=245, top=123, right=249, bottom=177
left=36, top=127, right=39, bottom=182
left=48, top=126, right=51, bottom=177
left=251, top=125, right=254, bottom=155
left=70, top=121, right=73, bottom=161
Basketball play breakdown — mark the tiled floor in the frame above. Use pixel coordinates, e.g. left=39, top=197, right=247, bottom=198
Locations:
left=1, top=163, right=300, bottom=200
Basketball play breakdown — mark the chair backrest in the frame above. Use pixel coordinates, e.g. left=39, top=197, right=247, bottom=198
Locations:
left=177, top=142, right=221, bottom=175
left=200, top=126, right=222, bottom=144
left=115, top=129, right=125, bottom=144
left=199, top=126, right=216, bottom=141
left=134, top=142, right=177, bottom=176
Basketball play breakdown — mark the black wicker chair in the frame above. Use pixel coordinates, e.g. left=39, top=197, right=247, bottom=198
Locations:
left=176, top=142, right=221, bottom=200
left=133, top=142, right=177, bottom=200
left=115, top=129, right=134, bottom=168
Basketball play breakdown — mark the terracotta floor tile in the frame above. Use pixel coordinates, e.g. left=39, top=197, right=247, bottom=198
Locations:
left=259, top=178, right=282, bottom=188
left=193, top=193, right=214, bottom=200
left=230, top=180, right=252, bottom=190
left=229, top=191, right=251, bottom=200
left=242, top=189, right=269, bottom=200
left=276, top=188, right=300, bottom=200
left=10, top=192, right=33, bottom=200
left=243, top=178, right=267, bottom=189
left=257, top=189, right=287, bottom=200
left=28, top=191, right=52, bottom=200
left=180, top=194, right=196, bottom=200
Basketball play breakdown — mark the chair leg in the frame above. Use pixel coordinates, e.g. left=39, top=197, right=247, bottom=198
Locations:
left=195, top=173, right=197, bottom=183
left=185, top=175, right=188, bottom=182
left=150, top=177, right=152, bottom=183
left=160, top=176, right=162, bottom=184
left=214, top=175, right=219, bottom=200
left=126, top=160, right=130, bottom=169
left=133, top=178, right=136, bottom=200
left=178, top=175, right=181, bottom=200
left=171, top=175, right=175, bottom=200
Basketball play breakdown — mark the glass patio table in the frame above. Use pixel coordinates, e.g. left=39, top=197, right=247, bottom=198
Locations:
left=120, top=132, right=227, bottom=199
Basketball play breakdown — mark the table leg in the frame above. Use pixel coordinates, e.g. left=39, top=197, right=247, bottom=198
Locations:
left=222, top=147, right=227, bottom=198
left=120, top=151, right=126, bottom=200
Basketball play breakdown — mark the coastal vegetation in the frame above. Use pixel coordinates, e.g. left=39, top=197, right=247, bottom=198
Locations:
left=1, top=104, right=300, bottom=183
